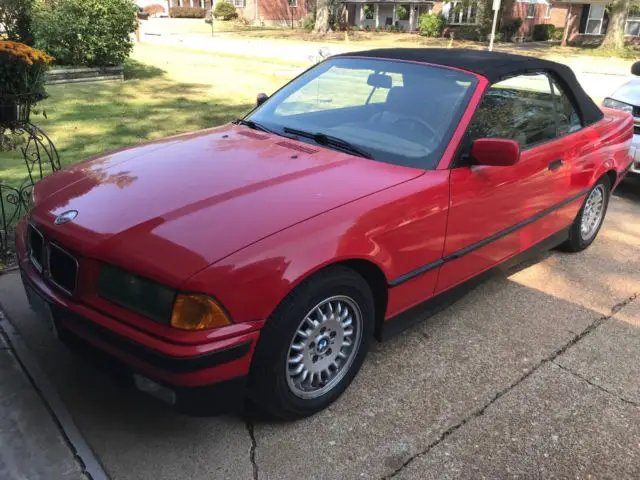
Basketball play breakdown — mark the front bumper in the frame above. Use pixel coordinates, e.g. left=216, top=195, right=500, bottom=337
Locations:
left=16, top=217, right=260, bottom=414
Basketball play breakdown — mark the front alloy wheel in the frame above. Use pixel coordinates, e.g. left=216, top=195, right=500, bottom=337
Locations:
left=249, top=267, right=374, bottom=420
left=286, top=296, right=363, bottom=399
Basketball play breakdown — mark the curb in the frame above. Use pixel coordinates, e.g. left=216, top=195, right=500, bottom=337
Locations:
left=0, top=309, right=110, bottom=480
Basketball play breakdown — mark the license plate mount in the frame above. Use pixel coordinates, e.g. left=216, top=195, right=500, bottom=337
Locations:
left=24, top=282, right=58, bottom=338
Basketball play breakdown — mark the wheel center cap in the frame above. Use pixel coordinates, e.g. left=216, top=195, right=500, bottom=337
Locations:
left=316, top=337, right=329, bottom=354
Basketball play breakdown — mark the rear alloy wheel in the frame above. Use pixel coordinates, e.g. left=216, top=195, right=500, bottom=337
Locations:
left=249, top=267, right=374, bottom=420
left=562, top=177, right=610, bottom=252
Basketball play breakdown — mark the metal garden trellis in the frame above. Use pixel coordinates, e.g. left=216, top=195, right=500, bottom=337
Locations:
left=0, top=94, right=60, bottom=265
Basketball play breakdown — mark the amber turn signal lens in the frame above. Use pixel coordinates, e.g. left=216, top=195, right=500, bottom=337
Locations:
left=170, top=294, right=231, bottom=331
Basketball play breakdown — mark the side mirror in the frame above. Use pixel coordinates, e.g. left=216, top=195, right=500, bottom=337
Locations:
left=256, top=93, right=268, bottom=106
left=471, top=138, right=520, bottom=167
left=632, top=61, right=640, bottom=76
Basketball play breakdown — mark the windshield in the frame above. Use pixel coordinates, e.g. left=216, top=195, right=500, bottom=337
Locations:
left=247, top=57, right=476, bottom=169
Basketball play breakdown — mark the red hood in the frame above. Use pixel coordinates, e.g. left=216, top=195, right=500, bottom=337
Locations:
left=31, top=124, right=422, bottom=285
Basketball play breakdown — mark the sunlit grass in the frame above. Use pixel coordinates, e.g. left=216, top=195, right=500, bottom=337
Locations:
left=0, top=42, right=305, bottom=189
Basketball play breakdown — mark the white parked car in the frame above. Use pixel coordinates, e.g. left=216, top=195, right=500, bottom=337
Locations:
left=603, top=61, right=640, bottom=176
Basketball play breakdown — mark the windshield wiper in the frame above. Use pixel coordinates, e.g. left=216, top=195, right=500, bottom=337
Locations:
left=233, top=119, right=274, bottom=134
left=283, top=127, right=373, bottom=159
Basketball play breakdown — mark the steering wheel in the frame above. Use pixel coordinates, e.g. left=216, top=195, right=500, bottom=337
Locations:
left=392, top=116, right=441, bottom=144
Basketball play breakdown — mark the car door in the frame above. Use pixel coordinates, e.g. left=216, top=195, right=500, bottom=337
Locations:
left=435, top=72, right=570, bottom=294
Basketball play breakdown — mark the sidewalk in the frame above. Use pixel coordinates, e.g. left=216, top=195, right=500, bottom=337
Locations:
left=0, top=329, right=86, bottom=479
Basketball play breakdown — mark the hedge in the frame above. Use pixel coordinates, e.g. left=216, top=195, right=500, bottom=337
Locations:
left=169, top=7, right=206, bottom=18
left=532, top=24, right=555, bottom=41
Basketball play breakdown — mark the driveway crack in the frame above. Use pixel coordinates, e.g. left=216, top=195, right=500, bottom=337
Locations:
left=552, top=360, right=639, bottom=407
left=383, top=291, right=639, bottom=479
left=246, top=418, right=259, bottom=480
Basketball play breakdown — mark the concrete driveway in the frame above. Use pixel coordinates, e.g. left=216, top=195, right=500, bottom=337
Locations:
left=1, top=177, right=639, bottom=479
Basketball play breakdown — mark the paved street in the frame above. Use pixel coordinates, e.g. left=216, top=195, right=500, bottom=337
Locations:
left=0, top=176, right=639, bottom=479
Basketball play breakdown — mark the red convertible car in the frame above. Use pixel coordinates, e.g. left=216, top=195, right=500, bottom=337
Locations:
left=18, top=49, right=634, bottom=419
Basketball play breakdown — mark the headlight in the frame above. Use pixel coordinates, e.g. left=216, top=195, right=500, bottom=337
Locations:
left=99, top=264, right=176, bottom=324
left=602, top=98, right=634, bottom=114
left=98, top=264, right=232, bottom=330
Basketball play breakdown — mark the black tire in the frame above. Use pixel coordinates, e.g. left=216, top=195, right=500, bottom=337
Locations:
left=248, top=266, right=375, bottom=420
left=561, top=177, right=611, bottom=253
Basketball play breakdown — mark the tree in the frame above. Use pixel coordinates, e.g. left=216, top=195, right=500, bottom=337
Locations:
left=601, top=0, right=632, bottom=49
left=0, top=0, right=35, bottom=45
left=313, top=0, right=331, bottom=33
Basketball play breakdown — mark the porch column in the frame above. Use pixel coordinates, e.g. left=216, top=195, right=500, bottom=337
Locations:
left=392, top=4, right=397, bottom=25
left=189, top=0, right=194, bottom=7
left=375, top=3, right=380, bottom=28
left=409, top=5, right=415, bottom=31
left=359, top=4, right=365, bottom=27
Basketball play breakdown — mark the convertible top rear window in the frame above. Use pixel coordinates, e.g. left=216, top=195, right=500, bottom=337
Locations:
left=248, top=57, right=477, bottom=169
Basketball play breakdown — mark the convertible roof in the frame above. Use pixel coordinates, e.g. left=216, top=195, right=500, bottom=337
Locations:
left=337, top=48, right=603, bottom=126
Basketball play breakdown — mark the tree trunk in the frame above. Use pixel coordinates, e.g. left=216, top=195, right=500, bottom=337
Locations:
left=314, top=0, right=331, bottom=33
left=601, top=0, right=631, bottom=50
left=561, top=4, right=572, bottom=47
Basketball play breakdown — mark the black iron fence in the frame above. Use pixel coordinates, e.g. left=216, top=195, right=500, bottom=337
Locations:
left=0, top=120, right=60, bottom=265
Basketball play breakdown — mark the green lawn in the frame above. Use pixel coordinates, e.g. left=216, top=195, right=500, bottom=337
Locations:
left=0, top=42, right=305, bottom=189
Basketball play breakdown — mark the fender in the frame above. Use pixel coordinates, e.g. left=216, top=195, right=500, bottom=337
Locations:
left=183, top=170, right=451, bottom=324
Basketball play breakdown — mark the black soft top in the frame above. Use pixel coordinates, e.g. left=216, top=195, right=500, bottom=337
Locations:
left=337, top=48, right=603, bottom=126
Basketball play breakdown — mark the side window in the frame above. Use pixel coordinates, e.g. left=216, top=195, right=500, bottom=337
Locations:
left=467, top=73, right=557, bottom=149
left=550, top=78, right=582, bottom=135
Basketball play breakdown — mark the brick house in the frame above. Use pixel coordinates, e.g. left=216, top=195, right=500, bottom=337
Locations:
left=341, top=0, right=640, bottom=43
left=167, top=0, right=310, bottom=25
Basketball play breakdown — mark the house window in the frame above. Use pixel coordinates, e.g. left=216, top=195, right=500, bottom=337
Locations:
left=625, top=7, right=640, bottom=36
left=544, top=4, right=552, bottom=19
left=586, top=4, right=605, bottom=35
left=447, top=1, right=477, bottom=25
left=526, top=0, right=536, bottom=19
left=288, top=0, right=297, bottom=6
left=233, top=0, right=246, bottom=8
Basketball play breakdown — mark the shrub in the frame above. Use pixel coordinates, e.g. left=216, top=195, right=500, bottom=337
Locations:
left=33, top=0, right=137, bottom=67
left=532, top=24, right=555, bottom=41
left=418, top=13, right=445, bottom=37
left=302, top=13, right=315, bottom=31
left=144, top=4, right=165, bottom=16
left=0, top=0, right=35, bottom=45
left=0, top=41, right=53, bottom=104
left=213, top=1, right=237, bottom=20
left=169, top=7, right=206, bottom=18
left=551, top=27, right=564, bottom=41
left=500, top=17, right=523, bottom=41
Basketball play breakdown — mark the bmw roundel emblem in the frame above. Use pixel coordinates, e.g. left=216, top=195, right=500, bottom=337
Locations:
left=54, top=210, right=78, bottom=225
